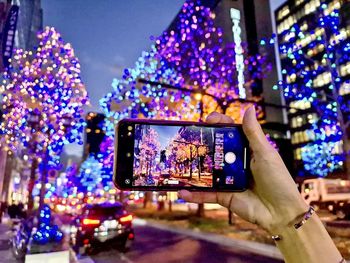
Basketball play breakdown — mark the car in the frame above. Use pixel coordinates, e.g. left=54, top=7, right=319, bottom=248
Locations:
left=70, top=202, right=134, bottom=255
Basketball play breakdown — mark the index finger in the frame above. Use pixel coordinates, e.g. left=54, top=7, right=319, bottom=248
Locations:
left=178, top=190, right=218, bottom=203
left=206, top=112, right=234, bottom=124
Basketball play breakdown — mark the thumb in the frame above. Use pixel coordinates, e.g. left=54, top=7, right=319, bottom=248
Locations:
left=242, top=106, right=271, bottom=153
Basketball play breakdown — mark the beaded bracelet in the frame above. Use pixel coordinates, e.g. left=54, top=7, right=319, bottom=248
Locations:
left=271, top=206, right=315, bottom=241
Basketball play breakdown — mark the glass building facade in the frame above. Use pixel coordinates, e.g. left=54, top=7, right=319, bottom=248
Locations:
left=12, top=0, right=43, bottom=50
left=275, top=0, right=350, bottom=177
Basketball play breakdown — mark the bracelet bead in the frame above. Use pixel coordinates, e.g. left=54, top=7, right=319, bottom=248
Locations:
left=294, top=206, right=315, bottom=230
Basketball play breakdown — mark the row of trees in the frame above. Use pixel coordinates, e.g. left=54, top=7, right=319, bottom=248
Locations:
left=134, top=126, right=212, bottom=184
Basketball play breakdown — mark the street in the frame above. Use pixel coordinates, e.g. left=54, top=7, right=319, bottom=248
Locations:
left=0, top=224, right=17, bottom=263
left=86, top=224, right=282, bottom=263
left=1, top=0, right=350, bottom=262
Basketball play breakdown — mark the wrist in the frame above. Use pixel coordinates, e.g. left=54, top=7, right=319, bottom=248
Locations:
left=272, top=213, right=342, bottom=263
left=268, top=197, right=309, bottom=234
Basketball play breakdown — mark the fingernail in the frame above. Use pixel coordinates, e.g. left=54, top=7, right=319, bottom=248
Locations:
left=246, top=105, right=255, bottom=113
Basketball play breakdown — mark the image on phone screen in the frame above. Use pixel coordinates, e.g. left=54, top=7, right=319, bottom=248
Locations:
left=131, top=124, right=248, bottom=190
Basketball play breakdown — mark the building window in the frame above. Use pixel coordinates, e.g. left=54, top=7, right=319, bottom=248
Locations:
left=295, top=0, right=305, bottom=6
left=339, top=62, right=350, bottom=77
left=305, top=0, right=320, bottom=15
left=289, top=100, right=312, bottom=113
left=294, top=147, right=302, bottom=160
left=339, top=82, right=350, bottom=95
left=313, top=72, right=332, bottom=88
left=278, top=5, right=290, bottom=21
left=324, top=0, right=341, bottom=16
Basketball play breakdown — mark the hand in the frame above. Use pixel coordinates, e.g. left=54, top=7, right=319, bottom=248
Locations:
left=178, top=107, right=308, bottom=233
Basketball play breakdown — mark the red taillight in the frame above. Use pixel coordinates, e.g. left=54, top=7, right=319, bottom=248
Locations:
left=119, top=214, right=133, bottom=223
left=82, top=218, right=100, bottom=226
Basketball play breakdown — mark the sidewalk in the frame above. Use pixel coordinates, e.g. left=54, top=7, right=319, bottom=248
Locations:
left=134, top=218, right=284, bottom=260
left=131, top=204, right=350, bottom=260
left=134, top=218, right=350, bottom=263
left=0, top=222, right=17, bottom=263
left=0, top=217, right=76, bottom=263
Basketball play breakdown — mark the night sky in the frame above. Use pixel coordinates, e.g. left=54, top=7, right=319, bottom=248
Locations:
left=42, top=0, right=284, bottom=111
left=42, top=0, right=184, bottom=112
left=41, top=0, right=284, bottom=156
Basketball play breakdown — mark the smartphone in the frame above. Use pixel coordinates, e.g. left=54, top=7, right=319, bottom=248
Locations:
left=114, top=119, right=250, bottom=192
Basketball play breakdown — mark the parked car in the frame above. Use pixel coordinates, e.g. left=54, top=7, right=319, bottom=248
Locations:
left=70, top=202, right=134, bottom=255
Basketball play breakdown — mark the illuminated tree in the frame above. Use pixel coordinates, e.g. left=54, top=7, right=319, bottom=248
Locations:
left=77, top=155, right=102, bottom=193
left=0, top=27, right=89, bottom=206
left=99, top=0, right=270, bottom=216
left=134, top=127, right=161, bottom=178
left=166, top=127, right=208, bottom=180
left=97, top=136, right=114, bottom=190
left=61, top=162, right=79, bottom=197
left=100, top=0, right=270, bottom=133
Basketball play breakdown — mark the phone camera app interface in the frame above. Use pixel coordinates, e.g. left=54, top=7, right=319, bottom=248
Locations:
left=132, top=124, right=247, bottom=189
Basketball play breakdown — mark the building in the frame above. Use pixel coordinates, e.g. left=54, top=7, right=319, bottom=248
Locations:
left=210, top=0, right=285, bottom=125
left=13, top=0, right=43, bottom=50
left=0, top=0, right=42, bottom=70
left=83, top=112, right=106, bottom=159
left=0, top=0, right=43, bottom=203
left=165, top=0, right=285, bottom=126
left=275, top=0, right=350, bottom=177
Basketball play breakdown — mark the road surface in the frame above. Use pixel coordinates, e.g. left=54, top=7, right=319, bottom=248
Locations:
left=86, top=224, right=283, bottom=263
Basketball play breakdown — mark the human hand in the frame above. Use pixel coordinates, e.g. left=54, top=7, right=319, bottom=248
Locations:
left=178, top=107, right=308, bottom=233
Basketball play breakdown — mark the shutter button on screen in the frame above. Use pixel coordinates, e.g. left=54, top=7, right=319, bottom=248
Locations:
left=225, top=152, right=236, bottom=164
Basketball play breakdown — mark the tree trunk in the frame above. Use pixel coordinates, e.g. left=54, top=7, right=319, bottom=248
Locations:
left=27, top=157, right=38, bottom=211
left=119, top=190, right=124, bottom=203
left=228, top=209, right=234, bottom=225
left=196, top=203, right=205, bottom=217
left=168, top=200, right=172, bottom=212
left=143, top=191, right=152, bottom=208
left=39, top=156, right=48, bottom=210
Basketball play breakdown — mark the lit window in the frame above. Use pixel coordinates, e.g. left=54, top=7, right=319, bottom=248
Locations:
left=289, top=100, right=311, bottom=111
left=294, top=148, right=302, bottom=160
left=300, top=22, right=308, bottom=31
left=339, top=82, right=350, bottom=96
left=287, top=73, right=297, bottom=83
left=313, top=72, right=332, bottom=88
left=339, top=62, right=350, bottom=77
left=329, top=28, right=348, bottom=45
left=278, top=6, right=290, bottom=20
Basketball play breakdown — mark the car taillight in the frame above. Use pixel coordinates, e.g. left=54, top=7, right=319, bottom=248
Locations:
left=119, top=214, right=133, bottom=223
left=82, top=218, right=100, bottom=226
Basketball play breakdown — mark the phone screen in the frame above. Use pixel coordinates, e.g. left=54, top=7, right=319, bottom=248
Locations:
left=129, top=123, right=248, bottom=190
